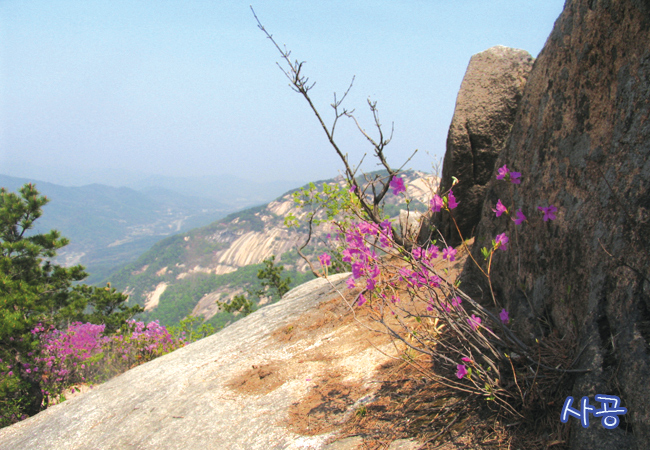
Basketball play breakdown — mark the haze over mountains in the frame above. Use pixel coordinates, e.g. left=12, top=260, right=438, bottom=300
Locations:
left=1, top=165, right=436, bottom=332
left=104, top=170, right=437, bottom=329
left=1, top=161, right=304, bottom=207
left=0, top=169, right=302, bottom=283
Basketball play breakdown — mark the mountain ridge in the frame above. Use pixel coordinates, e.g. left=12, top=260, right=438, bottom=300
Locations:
left=0, top=174, right=232, bottom=282
left=105, top=170, right=438, bottom=329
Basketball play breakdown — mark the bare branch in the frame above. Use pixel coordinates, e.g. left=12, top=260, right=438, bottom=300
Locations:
left=252, top=6, right=409, bottom=247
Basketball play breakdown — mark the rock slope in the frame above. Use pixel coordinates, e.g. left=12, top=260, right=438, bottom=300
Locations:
left=0, top=274, right=402, bottom=450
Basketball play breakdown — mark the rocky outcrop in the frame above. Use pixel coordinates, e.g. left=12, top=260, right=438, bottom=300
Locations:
left=115, top=171, right=437, bottom=316
left=0, top=274, right=402, bottom=450
left=461, top=1, right=650, bottom=448
left=433, top=45, right=533, bottom=247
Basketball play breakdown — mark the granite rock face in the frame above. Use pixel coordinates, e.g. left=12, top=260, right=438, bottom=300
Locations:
left=432, top=45, right=533, bottom=247
left=0, top=274, right=397, bottom=450
left=461, top=1, right=650, bottom=448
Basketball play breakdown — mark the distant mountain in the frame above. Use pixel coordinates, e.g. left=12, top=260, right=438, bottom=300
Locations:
left=0, top=174, right=233, bottom=282
left=105, top=170, right=438, bottom=329
left=126, top=174, right=301, bottom=208
left=2, top=161, right=303, bottom=208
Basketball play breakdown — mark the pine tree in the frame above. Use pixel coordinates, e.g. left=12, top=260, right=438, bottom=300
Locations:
left=0, top=183, right=142, bottom=421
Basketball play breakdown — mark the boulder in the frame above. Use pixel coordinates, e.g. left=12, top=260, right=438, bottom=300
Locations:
left=461, top=1, right=650, bottom=448
left=432, top=45, right=534, bottom=247
left=0, top=274, right=397, bottom=450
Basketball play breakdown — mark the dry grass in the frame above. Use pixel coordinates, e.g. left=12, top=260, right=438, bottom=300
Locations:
left=332, top=354, right=573, bottom=449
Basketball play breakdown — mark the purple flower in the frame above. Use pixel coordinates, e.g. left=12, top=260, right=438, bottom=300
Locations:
left=461, top=357, right=472, bottom=363
left=351, top=261, right=365, bottom=279
left=357, top=294, right=367, bottom=306
left=447, top=190, right=459, bottom=210
left=442, top=247, right=457, bottom=262
left=538, top=205, right=557, bottom=222
left=426, top=245, right=439, bottom=260
left=346, top=277, right=356, bottom=289
left=398, top=267, right=413, bottom=281
left=390, top=176, right=406, bottom=195
left=318, top=253, right=331, bottom=267
left=510, top=172, right=521, bottom=184
left=451, top=296, right=462, bottom=309
left=430, top=195, right=444, bottom=212
left=492, top=199, right=507, bottom=217
left=512, top=209, right=526, bottom=225
left=467, top=314, right=482, bottom=331
left=495, top=233, right=509, bottom=251
left=496, top=164, right=509, bottom=180
left=456, top=364, right=468, bottom=379
left=349, top=184, right=356, bottom=193
left=499, top=309, right=510, bottom=324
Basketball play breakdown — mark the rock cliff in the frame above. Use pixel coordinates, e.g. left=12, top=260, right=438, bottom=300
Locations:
left=433, top=45, right=533, bottom=247
left=461, top=1, right=650, bottom=448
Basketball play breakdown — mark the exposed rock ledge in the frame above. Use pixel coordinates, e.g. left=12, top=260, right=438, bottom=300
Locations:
left=0, top=274, right=413, bottom=450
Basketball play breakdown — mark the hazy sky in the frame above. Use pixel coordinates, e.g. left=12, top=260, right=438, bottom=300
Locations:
left=0, top=0, right=565, bottom=185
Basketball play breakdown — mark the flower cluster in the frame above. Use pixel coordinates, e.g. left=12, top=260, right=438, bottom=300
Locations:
left=342, top=220, right=394, bottom=301
left=331, top=163, right=559, bottom=398
left=2, top=320, right=185, bottom=406
left=491, top=164, right=557, bottom=227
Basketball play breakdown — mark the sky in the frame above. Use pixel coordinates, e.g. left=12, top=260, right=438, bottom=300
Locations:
left=0, top=0, right=566, bottom=187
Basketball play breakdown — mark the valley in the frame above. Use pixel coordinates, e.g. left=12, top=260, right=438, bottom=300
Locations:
left=104, top=170, right=438, bottom=329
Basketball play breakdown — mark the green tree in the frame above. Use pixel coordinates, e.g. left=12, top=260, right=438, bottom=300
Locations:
left=215, top=256, right=291, bottom=317
left=0, top=184, right=142, bottom=423
left=256, top=255, right=291, bottom=300
left=217, top=294, right=256, bottom=317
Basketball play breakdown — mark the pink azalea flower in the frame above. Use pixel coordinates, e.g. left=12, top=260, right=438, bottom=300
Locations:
left=461, top=357, right=472, bottom=363
left=357, top=294, right=367, bottom=306
left=495, top=233, right=509, bottom=251
left=468, top=314, right=482, bottom=331
left=398, top=267, right=413, bottom=281
left=512, top=209, right=526, bottom=225
left=346, top=277, right=356, bottom=289
left=496, top=164, right=509, bottom=180
left=351, top=261, right=365, bottom=279
left=447, top=190, right=459, bottom=210
left=318, top=253, right=331, bottom=266
left=426, top=245, right=439, bottom=260
left=430, top=194, right=444, bottom=212
left=451, top=296, right=462, bottom=309
left=456, top=364, right=468, bottom=379
left=390, top=176, right=406, bottom=195
left=499, top=309, right=509, bottom=324
left=510, top=172, right=521, bottom=184
left=492, top=199, right=507, bottom=217
left=538, top=205, right=557, bottom=221
left=442, top=247, right=457, bottom=262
